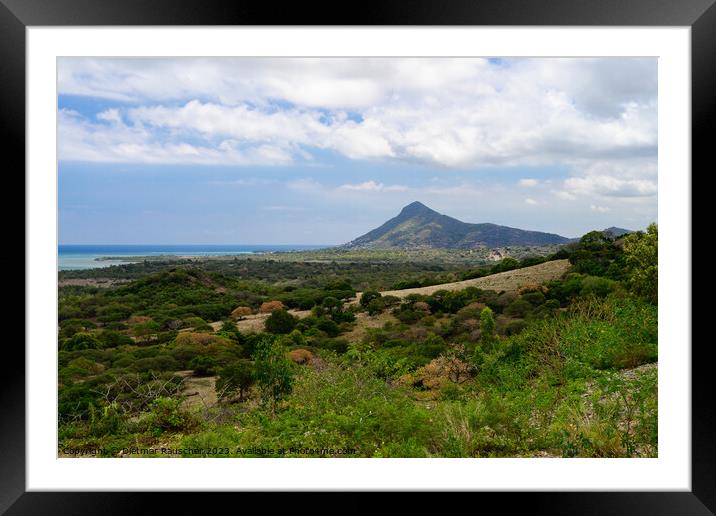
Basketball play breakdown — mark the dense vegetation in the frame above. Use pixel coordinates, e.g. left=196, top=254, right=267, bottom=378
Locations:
left=58, top=227, right=658, bottom=458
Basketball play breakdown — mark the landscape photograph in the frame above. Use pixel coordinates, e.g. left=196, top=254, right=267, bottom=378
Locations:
left=57, top=57, right=658, bottom=458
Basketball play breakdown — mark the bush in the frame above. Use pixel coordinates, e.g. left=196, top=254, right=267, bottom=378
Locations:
left=623, top=223, right=658, bottom=304
left=61, top=332, right=102, bottom=351
left=580, top=276, right=618, bottom=298
left=521, top=291, right=546, bottom=305
left=422, top=333, right=448, bottom=358
left=260, top=300, right=286, bottom=313
left=360, top=290, right=382, bottom=308
left=366, top=298, right=385, bottom=316
left=189, top=355, right=217, bottom=376
left=231, top=306, right=253, bottom=320
left=288, top=348, right=314, bottom=365
left=315, top=317, right=341, bottom=337
left=265, top=309, right=298, bottom=334
left=216, top=360, right=255, bottom=402
left=175, top=332, right=227, bottom=347
left=504, top=319, right=528, bottom=336
left=183, top=316, right=209, bottom=329
left=131, top=355, right=179, bottom=373
left=252, top=336, right=295, bottom=412
left=97, top=330, right=134, bottom=348
left=480, top=307, right=497, bottom=350
left=394, top=308, right=420, bottom=324
left=88, top=402, right=127, bottom=437
left=413, top=301, right=431, bottom=314
left=146, top=397, right=196, bottom=435
left=504, top=299, right=532, bottom=318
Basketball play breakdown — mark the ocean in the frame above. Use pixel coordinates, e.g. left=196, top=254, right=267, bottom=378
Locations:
left=58, top=244, right=329, bottom=271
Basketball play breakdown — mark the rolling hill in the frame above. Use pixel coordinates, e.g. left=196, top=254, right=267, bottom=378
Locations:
left=343, top=201, right=571, bottom=249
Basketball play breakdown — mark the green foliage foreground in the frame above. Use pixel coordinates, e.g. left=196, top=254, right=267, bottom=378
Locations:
left=176, top=296, right=657, bottom=458
left=58, top=226, right=658, bottom=458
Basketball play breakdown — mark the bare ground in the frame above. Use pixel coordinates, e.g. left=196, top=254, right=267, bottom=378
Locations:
left=58, top=278, right=132, bottom=288
left=178, top=372, right=218, bottom=410
left=343, top=311, right=399, bottom=343
left=352, top=259, right=571, bottom=303
left=208, top=309, right=313, bottom=333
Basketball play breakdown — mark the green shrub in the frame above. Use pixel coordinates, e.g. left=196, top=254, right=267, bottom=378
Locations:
left=216, top=360, right=255, bottom=402
left=480, top=307, right=497, bottom=349
left=189, top=356, right=217, bottom=376
left=623, top=223, right=658, bottom=304
left=504, top=299, right=532, bottom=318
left=366, top=298, right=385, bottom=315
left=580, top=276, right=618, bottom=298
left=265, top=309, right=297, bottom=334
left=505, top=319, right=528, bottom=336
left=61, top=332, right=102, bottom=351
left=521, top=291, right=546, bottom=305
left=315, top=317, right=340, bottom=337
left=146, top=397, right=196, bottom=435
left=252, top=336, right=295, bottom=412
left=97, top=330, right=134, bottom=348
left=360, top=290, right=382, bottom=308
left=131, top=355, right=179, bottom=373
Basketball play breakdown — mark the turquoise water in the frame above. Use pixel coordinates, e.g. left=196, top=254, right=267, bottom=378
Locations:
left=58, top=244, right=329, bottom=270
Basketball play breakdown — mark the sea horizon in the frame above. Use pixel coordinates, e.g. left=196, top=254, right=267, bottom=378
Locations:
left=58, top=243, right=332, bottom=270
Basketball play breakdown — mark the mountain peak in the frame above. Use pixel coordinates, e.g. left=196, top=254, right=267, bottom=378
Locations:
left=344, top=202, right=570, bottom=249
left=398, top=201, right=435, bottom=217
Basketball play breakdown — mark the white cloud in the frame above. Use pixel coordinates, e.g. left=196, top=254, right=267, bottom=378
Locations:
left=555, top=190, right=577, bottom=201
left=525, top=198, right=538, bottom=205
left=590, top=205, right=611, bottom=213
left=519, top=179, right=539, bottom=187
left=337, top=181, right=408, bottom=193
left=58, top=57, right=657, bottom=174
left=59, top=108, right=295, bottom=166
left=564, top=175, right=657, bottom=198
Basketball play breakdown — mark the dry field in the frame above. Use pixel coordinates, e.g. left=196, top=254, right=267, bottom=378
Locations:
left=353, top=259, right=571, bottom=303
left=209, top=309, right=313, bottom=333
left=58, top=278, right=131, bottom=288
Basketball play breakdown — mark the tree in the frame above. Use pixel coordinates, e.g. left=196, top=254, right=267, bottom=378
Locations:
left=320, top=296, right=343, bottom=320
left=220, top=320, right=237, bottom=333
left=252, top=336, right=294, bottom=413
left=265, top=308, right=297, bottom=334
left=216, top=360, right=255, bottom=402
left=422, top=332, right=447, bottom=358
left=366, top=298, right=385, bottom=316
left=61, top=332, right=102, bottom=351
left=360, top=290, right=381, bottom=308
left=132, top=320, right=161, bottom=342
left=479, top=307, right=497, bottom=350
left=189, top=355, right=216, bottom=376
left=260, top=300, right=286, bottom=314
left=623, top=223, right=658, bottom=304
left=97, top=330, right=133, bottom=348
left=231, top=306, right=253, bottom=320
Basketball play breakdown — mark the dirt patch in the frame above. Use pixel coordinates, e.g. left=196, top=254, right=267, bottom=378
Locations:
left=58, top=278, right=131, bottom=288
left=353, top=259, right=571, bottom=302
left=208, top=309, right=313, bottom=333
left=343, top=311, right=399, bottom=343
left=181, top=374, right=218, bottom=410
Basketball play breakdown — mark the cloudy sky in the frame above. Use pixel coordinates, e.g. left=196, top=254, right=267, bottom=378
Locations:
left=58, top=57, right=657, bottom=244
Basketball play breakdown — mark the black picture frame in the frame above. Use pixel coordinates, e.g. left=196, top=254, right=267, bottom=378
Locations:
left=3, top=0, right=709, bottom=513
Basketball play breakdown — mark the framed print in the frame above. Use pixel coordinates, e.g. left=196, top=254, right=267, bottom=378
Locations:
left=4, top=0, right=711, bottom=513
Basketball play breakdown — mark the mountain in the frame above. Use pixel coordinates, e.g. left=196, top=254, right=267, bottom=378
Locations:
left=602, top=227, right=635, bottom=238
left=343, top=201, right=571, bottom=249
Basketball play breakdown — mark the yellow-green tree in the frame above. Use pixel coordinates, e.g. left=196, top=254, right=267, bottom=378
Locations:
left=623, top=223, right=658, bottom=304
left=253, top=336, right=294, bottom=414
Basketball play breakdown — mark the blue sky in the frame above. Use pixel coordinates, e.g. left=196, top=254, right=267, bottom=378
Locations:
left=58, top=58, right=658, bottom=244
